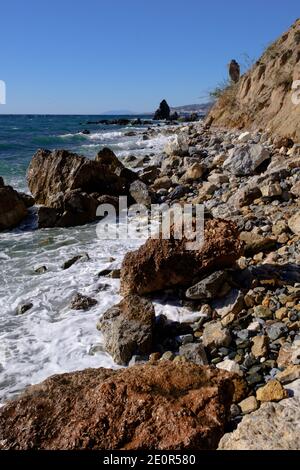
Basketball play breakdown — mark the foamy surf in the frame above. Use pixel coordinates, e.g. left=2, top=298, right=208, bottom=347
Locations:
left=0, top=116, right=179, bottom=404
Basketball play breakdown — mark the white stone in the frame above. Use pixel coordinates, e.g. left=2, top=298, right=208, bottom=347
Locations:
left=216, top=359, right=243, bottom=376
left=247, top=321, right=261, bottom=332
left=238, top=131, right=251, bottom=143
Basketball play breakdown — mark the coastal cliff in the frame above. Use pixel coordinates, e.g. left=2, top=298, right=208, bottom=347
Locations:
left=207, top=18, right=300, bottom=141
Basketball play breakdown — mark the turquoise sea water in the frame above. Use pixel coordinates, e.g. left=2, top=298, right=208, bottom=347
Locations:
left=0, top=114, right=153, bottom=191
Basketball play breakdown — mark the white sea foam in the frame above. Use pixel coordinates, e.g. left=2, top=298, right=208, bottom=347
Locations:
left=0, top=123, right=178, bottom=404
left=89, top=131, right=124, bottom=140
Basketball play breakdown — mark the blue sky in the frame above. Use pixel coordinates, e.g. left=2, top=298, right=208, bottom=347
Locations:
left=0, top=0, right=299, bottom=114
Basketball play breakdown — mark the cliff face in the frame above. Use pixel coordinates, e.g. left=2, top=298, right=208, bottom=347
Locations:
left=207, top=19, right=300, bottom=141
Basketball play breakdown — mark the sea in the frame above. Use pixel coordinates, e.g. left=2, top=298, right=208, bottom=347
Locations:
left=0, top=115, right=194, bottom=404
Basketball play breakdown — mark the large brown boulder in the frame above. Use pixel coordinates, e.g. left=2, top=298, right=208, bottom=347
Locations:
left=27, top=148, right=138, bottom=228
left=97, top=295, right=155, bottom=365
left=120, top=218, right=243, bottom=295
left=0, top=178, right=33, bottom=231
left=0, top=361, right=234, bottom=450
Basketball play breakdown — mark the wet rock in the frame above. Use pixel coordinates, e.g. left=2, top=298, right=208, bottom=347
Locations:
left=0, top=180, right=28, bottom=231
left=120, top=218, right=243, bottom=296
left=16, top=303, right=33, bottom=315
left=219, top=398, right=300, bottom=450
left=202, top=321, right=232, bottom=349
left=34, top=266, right=47, bottom=274
left=223, top=144, right=270, bottom=176
left=186, top=271, right=230, bottom=301
left=110, top=269, right=121, bottom=279
left=139, top=166, right=160, bottom=185
left=97, top=295, right=155, bottom=365
left=37, top=206, right=59, bottom=228
left=70, top=293, right=97, bottom=311
left=18, top=192, right=35, bottom=208
left=129, top=180, right=152, bottom=206
left=256, top=379, right=288, bottom=402
left=27, top=149, right=138, bottom=228
left=178, top=343, right=208, bottom=366
left=0, top=361, right=235, bottom=450
left=62, top=253, right=89, bottom=270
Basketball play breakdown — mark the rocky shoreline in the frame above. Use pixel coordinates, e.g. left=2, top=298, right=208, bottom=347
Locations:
left=1, top=115, right=300, bottom=449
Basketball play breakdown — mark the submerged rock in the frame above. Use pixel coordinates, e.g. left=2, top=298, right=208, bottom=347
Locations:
left=70, top=293, right=97, bottom=311
left=62, top=253, right=89, bottom=270
left=0, top=362, right=234, bottom=450
left=16, top=303, right=33, bottom=315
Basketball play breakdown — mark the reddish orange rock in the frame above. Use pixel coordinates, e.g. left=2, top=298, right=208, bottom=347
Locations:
left=0, top=362, right=234, bottom=450
left=120, top=218, right=243, bottom=295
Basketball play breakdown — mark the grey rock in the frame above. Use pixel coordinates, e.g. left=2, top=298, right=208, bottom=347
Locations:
left=129, top=180, right=152, bottom=207
left=62, top=253, right=89, bottom=270
left=70, top=293, right=97, bottom=311
left=34, top=266, right=47, bottom=274
left=212, top=289, right=244, bottom=318
left=202, top=321, right=232, bottom=349
left=186, top=270, right=230, bottom=300
left=179, top=343, right=208, bottom=366
left=223, top=144, right=270, bottom=176
left=16, top=303, right=33, bottom=315
left=97, top=295, right=155, bottom=365
left=266, top=322, right=288, bottom=341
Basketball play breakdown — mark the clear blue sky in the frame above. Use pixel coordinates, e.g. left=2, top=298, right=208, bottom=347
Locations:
left=0, top=0, right=299, bottom=114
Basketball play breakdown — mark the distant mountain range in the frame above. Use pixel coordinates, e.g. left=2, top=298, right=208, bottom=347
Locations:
left=101, top=110, right=138, bottom=115
left=170, top=102, right=213, bottom=115
left=102, top=102, right=213, bottom=116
